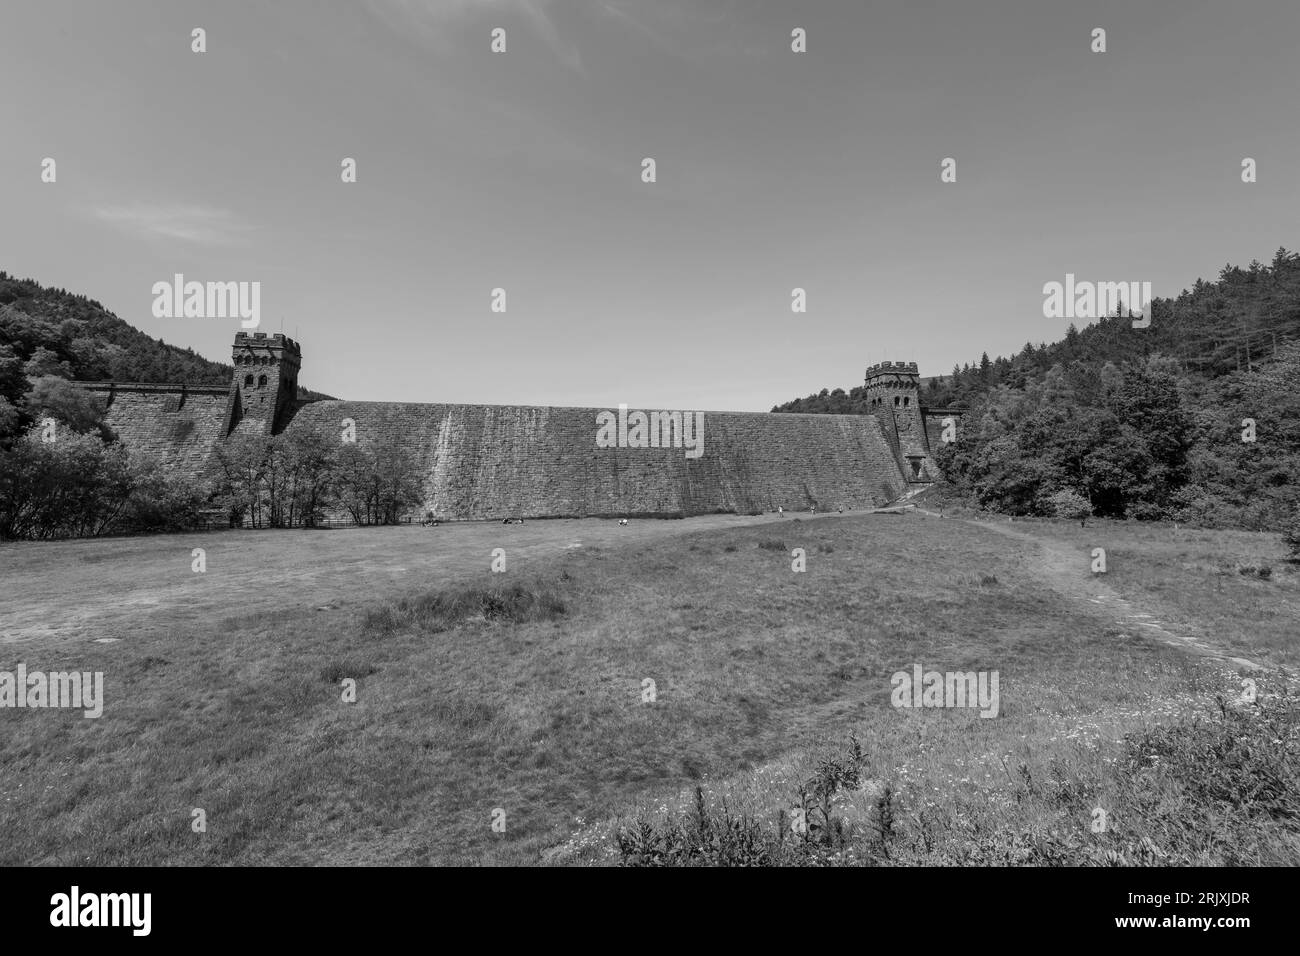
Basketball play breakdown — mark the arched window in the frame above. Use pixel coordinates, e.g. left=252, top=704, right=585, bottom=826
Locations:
left=258, top=374, right=268, bottom=388
left=894, top=396, right=900, bottom=407
left=244, top=374, right=254, bottom=387
left=903, top=397, right=910, bottom=407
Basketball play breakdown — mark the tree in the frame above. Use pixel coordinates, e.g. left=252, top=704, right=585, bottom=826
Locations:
left=0, top=344, right=25, bottom=404
left=22, top=376, right=108, bottom=435
left=269, top=430, right=336, bottom=527
left=23, top=346, right=73, bottom=379
left=0, top=397, right=20, bottom=440
left=333, top=440, right=422, bottom=525
left=120, top=453, right=210, bottom=533
left=212, top=433, right=270, bottom=527
left=0, top=429, right=133, bottom=539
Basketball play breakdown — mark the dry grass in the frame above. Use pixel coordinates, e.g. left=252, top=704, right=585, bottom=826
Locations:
left=0, top=513, right=1293, bottom=865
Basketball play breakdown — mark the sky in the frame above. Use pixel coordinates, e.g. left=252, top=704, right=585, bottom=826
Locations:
left=1, top=0, right=1298, bottom=409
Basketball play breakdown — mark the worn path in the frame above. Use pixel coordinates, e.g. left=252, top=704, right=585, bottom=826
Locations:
left=903, top=506, right=1266, bottom=672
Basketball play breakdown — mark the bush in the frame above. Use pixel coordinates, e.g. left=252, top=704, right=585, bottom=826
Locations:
left=0, top=430, right=132, bottom=539
left=364, top=582, right=567, bottom=636
left=117, top=456, right=211, bottom=533
left=616, top=737, right=887, bottom=867
left=1046, top=488, right=1092, bottom=522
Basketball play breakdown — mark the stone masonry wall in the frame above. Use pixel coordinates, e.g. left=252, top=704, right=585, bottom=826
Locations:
left=76, top=382, right=913, bottom=517
left=282, top=401, right=909, bottom=519
left=86, top=384, right=232, bottom=479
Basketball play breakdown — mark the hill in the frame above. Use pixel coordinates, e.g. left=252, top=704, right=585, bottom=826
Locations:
left=774, top=248, right=1300, bottom=414
left=771, top=249, right=1300, bottom=531
left=0, top=271, right=332, bottom=397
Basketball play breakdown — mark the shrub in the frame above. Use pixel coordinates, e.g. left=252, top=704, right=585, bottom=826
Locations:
left=616, top=737, right=880, bottom=867
left=757, top=539, right=787, bottom=551
left=365, top=582, right=566, bottom=636
left=1046, top=488, right=1093, bottom=522
left=0, top=430, right=132, bottom=539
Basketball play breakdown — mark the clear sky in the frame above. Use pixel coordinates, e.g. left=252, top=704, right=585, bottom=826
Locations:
left=2, top=0, right=1297, bottom=409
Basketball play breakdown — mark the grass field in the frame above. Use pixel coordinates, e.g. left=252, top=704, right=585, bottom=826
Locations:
left=1, top=511, right=1297, bottom=865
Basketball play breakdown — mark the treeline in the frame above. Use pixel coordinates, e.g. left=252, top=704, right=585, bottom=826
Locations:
left=774, top=247, right=1300, bottom=413
left=936, top=346, right=1300, bottom=531
left=772, top=248, right=1300, bottom=536
left=212, top=431, right=423, bottom=529
left=0, top=366, right=422, bottom=538
left=0, top=430, right=207, bottom=540
left=0, top=420, right=425, bottom=540
left=0, top=270, right=411, bottom=539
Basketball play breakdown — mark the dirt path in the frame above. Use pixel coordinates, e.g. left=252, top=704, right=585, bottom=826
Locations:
left=909, top=507, right=1266, bottom=672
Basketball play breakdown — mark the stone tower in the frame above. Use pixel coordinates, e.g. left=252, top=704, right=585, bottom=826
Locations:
left=865, top=361, right=933, bottom=482
left=227, top=332, right=301, bottom=435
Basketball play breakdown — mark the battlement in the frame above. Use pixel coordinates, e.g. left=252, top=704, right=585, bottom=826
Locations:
left=234, top=331, right=300, bottom=354
left=865, top=361, right=919, bottom=378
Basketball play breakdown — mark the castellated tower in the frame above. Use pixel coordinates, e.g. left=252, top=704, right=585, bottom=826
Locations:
left=865, top=361, right=934, bottom=482
left=227, top=332, right=301, bottom=435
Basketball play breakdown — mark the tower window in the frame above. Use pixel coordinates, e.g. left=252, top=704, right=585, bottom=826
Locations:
left=903, top=397, right=910, bottom=407
left=258, top=374, right=268, bottom=388
left=244, top=374, right=253, bottom=387
left=894, top=396, right=900, bottom=407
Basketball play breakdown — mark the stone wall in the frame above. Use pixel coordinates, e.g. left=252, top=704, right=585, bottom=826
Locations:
left=77, top=369, right=921, bottom=517
left=83, top=383, right=232, bottom=479
left=282, top=401, right=908, bottom=519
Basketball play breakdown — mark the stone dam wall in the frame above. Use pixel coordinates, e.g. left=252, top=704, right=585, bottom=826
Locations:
left=282, top=401, right=907, bottom=519
left=87, top=384, right=232, bottom=480
left=82, top=384, right=916, bottom=519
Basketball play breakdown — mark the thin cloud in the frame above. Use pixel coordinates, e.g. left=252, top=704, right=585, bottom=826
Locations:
left=364, top=0, right=584, bottom=75
left=93, top=204, right=254, bottom=245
